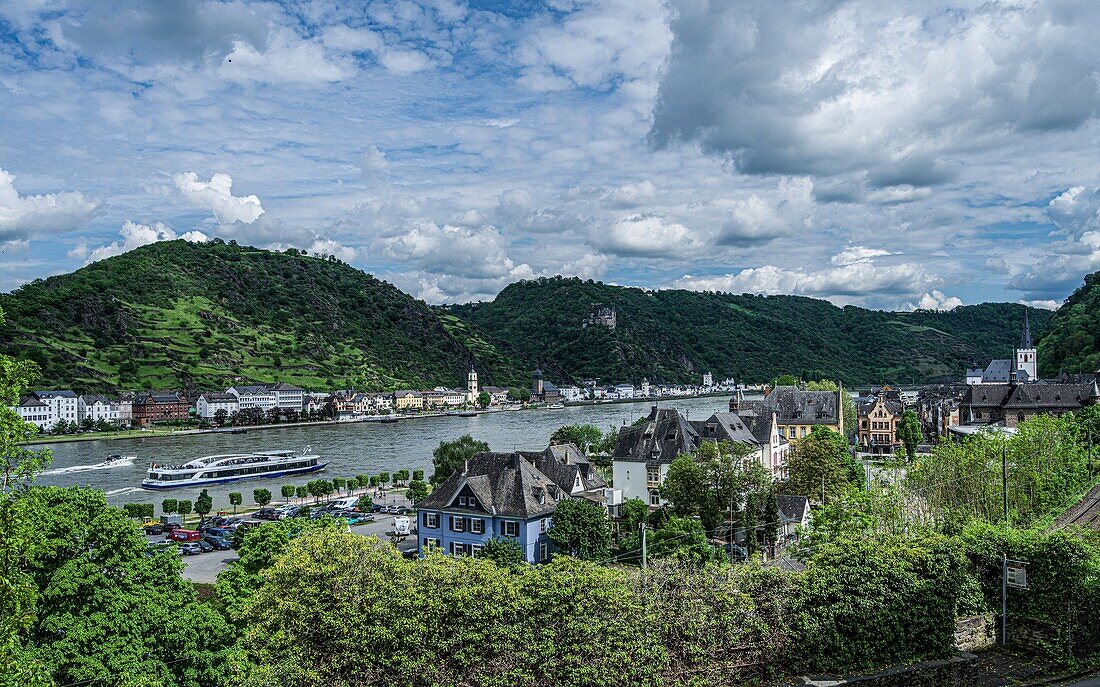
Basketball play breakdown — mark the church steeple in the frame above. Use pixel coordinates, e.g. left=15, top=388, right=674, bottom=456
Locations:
left=1020, top=309, right=1033, bottom=349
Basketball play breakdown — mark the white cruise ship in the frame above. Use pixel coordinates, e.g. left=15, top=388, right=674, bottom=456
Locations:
left=141, top=449, right=325, bottom=490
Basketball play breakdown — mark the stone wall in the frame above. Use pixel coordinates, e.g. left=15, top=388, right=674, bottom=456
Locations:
left=955, top=613, right=996, bottom=652
left=789, top=653, right=978, bottom=687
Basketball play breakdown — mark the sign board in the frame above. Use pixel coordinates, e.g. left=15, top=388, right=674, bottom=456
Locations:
left=1006, top=560, right=1028, bottom=589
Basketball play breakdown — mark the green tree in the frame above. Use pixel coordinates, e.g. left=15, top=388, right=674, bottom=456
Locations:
left=176, top=499, right=192, bottom=520
left=355, top=494, right=373, bottom=511
left=405, top=480, right=429, bottom=504
left=280, top=485, right=294, bottom=503
left=411, top=469, right=425, bottom=482
left=619, top=516, right=723, bottom=566
left=378, top=472, right=390, bottom=487
left=393, top=469, right=410, bottom=485
left=160, top=498, right=177, bottom=516
left=547, top=498, right=611, bottom=561
left=431, top=435, right=489, bottom=485
left=507, top=387, right=531, bottom=402
left=478, top=537, right=525, bottom=566
left=763, top=489, right=780, bottom=548
left=369, top=475, right=380, bottom=488
left=295, top=485, right=308, bottom=501
left=195, top=488, right=213, bottom=523
left=332, top=477, right=346, bottom=493
left=896, top=410, right=922, bottom=460
left=621, top=498, right=649, bottom=538
left=230, top=491, right=243, bottom=514
left=550, top=424, right=605, bottom=453
left=661, top=441, right=766, bottom=533
left=476, top=391, right=491, bottom=408
left=357, top=474, right=372, bottom=489
left=122, top=503, right=144, bottom=519
left=773, top=374, right=799, bottom=387
left=784, top=426, right=858, bottom=504
left=741, top=492, right=758, bottom=556
left=253, top=488, right=272, bottom=507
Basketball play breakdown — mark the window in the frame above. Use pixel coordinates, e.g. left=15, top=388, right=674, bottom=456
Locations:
left=649, top=490, right=661, bottom=506
left=450, top=542, right=468, bottom=557
left=424, top=512, right=439, bottom=529
left=1017, top=413, right=1025, bottom=422
left=471, top=518, right=484, bottom=535
left=450, top=515, right=465, bottom=532
left=540, top=518, right=548, bottom=533
left=502, top=521, right=518, bottom=537
left=646, top=468, right=659, bottom=484
left=539, top=542, right=549, bottom=562
left=424, top=538, right=440, bottom=550
left=458, top=496, right=467, bottom=506
left=471, top=544, right=483, bottom=557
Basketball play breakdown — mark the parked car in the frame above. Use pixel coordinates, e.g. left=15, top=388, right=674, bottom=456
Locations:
left=204, top=527, right=232, bottom=539
left=203, top=535, right=233, bottom=550
left=197, top=539, right=214, bottom=553
left=179, top=542, right=202, bottom=555
left=143, top=523, right=164, bottom=535
left=369, top=503, right=383, bottom=513
left=276, top=506, right=302, bottom=519
left=255, top=507, right=279, bottom=520
left=169, top=529, right=201, bottom=542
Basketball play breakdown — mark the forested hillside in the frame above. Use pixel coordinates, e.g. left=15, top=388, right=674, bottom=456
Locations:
left=448, top=277, right=1054, bottom=385
left=0, top=240, right=527, bottom=393
left=1037, top=270, right=1100, bottom=376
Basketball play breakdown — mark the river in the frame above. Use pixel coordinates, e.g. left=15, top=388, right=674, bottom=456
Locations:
left=34, top=396, right=742, bottom=511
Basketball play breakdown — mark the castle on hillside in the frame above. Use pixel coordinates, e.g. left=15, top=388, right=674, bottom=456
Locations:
left=582, top=305, right=616, bottom=330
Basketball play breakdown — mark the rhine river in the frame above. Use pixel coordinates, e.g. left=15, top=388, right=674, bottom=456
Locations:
left=36, top=396, right=745, bottom=511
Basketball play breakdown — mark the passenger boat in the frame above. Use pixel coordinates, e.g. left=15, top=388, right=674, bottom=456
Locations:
left=547, top=403, right=565, bottom=409
left=141, top=449, right=325, bottom=490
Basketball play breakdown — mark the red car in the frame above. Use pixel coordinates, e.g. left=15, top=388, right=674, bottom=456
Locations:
left=168, top=529, right=201, bottom=542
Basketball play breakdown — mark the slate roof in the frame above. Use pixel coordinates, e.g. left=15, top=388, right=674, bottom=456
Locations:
left=19, top=396, right=48, bottom=408
left=856, top=393, right=903, bottom=417
left=777, top=495, right=809, bottom=523
left=613, top=407, right=701, bottom=464
left=80, top=394, right=111, bottom=405
left=199, top=393, right=238, bottom=403
left=229, top=385, right=272, bottom=395
left=532, top=443, right=607, bottom=495
left=33, top=390, right=78, bottom=399
left=417, top=452, right=563, bottom=519
left=268, top=382, right=303, bottom=391
left=394, top=390, right=422, bottom=398
left=963, top=382, right=1097, bottom=413
left=745, top=386, right=840, bottom=425
left=694, top=411, right=773, bottom=446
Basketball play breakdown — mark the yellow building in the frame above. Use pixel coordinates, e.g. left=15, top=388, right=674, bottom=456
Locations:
left=393, top=390, right=424, bottom=411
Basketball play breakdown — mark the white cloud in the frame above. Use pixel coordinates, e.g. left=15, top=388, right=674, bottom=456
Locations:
left=219, top=32, right=354, bottom=84
left=651, top=1, right=1100, bottom=189
left=909, top=290, right=964, bottom=311
left=602, top=180, right=656, bottom=209
left=0, top=168, right=97, bottom=241
left=359, top=146, right=389, bottom=181
left=381, top=221, right=529, bottom=280
left=379, top=49, right=432, bottom=75
left=307, top=238, right=356, bottom=262
left=87, top=220, right=208, bottom=263
left=672, top=248, right=938, bottom=306
left=831, top=246, right=896, bottom=266
left=591, top=213, right=700, bottom=258
left=1019, top=299, right=1059, bottom=310
left=174, top=172, right=265, bottom=225
left=719, top=177, right=814, bottom=245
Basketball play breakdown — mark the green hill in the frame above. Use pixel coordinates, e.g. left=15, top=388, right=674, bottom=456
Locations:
left=0, top=240, right=527, bottom=393
left=1037, top=270, right=1100, bottom=376
left=448, top=277, right=1054, bottom=385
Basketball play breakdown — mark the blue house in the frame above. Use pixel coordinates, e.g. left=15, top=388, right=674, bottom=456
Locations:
left=415, top=451, right=567, bottom=563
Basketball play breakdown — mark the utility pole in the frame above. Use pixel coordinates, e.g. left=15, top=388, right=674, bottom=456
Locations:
left=1088, top=425, right=1093, bottom=476
left=1001, top=553, right=1008, bottom=647
left=640, top=522, right=647, bottom=571
left=729, top=494, right=734, bottom=564
left=1002, top=444, right=1008, bottom=524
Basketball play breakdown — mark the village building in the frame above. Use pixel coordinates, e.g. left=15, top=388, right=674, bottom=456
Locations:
left=856, top=387, right=904, bottom=455
left=131, top=391, right=189, bottom=427
left=195, top=392, right=240, bottom=419
left=739, top=385, right=844, bottom=441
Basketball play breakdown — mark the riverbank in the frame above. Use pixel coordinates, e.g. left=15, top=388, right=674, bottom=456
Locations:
left=21, top=392, right=738, bottom=446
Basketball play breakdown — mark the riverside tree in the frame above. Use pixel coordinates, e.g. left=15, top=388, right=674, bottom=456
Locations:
left=431, top=434, right=489, bottom=485
left=253, top=488, right=272, bottom=507
left=230, top=491, right=243, bottom=513
left=195, top=488, right=213, bottom=523
left=546, top=498, right=611, bottom=561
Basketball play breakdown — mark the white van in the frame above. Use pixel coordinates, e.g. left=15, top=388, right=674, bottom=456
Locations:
left=328, top=496, right=362, bottom=511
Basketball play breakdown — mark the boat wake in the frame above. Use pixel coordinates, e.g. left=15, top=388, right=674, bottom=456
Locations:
left=41, top=456, right=136, bottom=475
left=104, top=487, right=145, bottom=497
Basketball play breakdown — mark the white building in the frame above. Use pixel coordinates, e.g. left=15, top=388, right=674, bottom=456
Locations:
left=614, top=384, right=635, bottom=400
left=196, top=393, right=240, bottom=419
left=558, top=385, right=584, bottom=402
left=268, top=382, right=304, bottom=410
left=640, top=378, right=651, bottom=397
left=33, top=390, right=82, bottom=425
left=467, top=368, right=479, bottom=404
left=227, top=385, right=276, bottom=411
left=12, top=396, right=53, bottom=431
left=81, top=395, right=122, bottom=423
left=703, top=372, right=713, bottom=388
left=369, top=393, right=394, bottom=412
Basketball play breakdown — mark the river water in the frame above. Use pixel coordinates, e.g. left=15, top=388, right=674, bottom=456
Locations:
left=35, top=396, right=741, bottom=511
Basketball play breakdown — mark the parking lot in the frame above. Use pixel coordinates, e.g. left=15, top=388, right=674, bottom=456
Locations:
left=154, top=494, right=419, bottom=585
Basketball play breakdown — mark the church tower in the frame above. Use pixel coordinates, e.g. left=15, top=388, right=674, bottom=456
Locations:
left=467, top=367, right=478, bottom=404
left=1015, top=310, right=1037, bottom=381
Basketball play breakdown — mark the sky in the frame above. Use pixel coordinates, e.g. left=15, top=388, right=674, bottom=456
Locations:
left=1, top=0, right=1100, bottom=311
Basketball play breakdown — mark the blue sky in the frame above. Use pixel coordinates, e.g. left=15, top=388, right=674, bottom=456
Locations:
left=1, top=0, right=1100, bottom=310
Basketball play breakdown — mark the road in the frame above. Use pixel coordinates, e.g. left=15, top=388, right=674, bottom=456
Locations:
left=1053, top=673, right=1100, bottom=686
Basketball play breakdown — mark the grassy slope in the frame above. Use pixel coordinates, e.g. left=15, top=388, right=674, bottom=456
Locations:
left=449, top=277, right=1055, bottom=385
left=0, top=240, right=527, bottom=393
